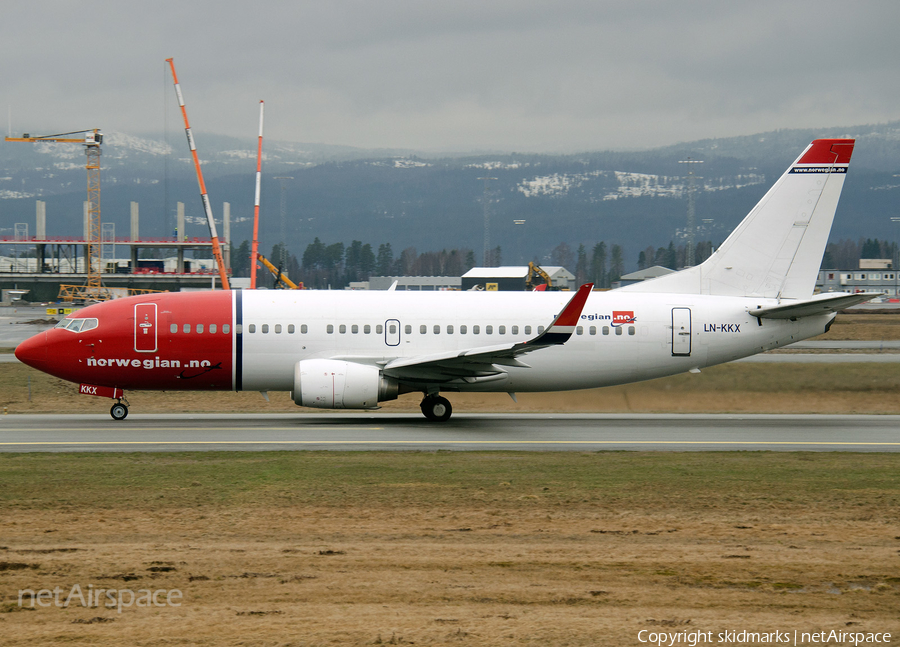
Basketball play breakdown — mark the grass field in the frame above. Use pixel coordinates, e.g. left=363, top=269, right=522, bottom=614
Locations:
left=1, top=313, right=899, bottom=644
left=1, top=452, right=898, bottom=645
left=5, top=360, right=900, bottom=416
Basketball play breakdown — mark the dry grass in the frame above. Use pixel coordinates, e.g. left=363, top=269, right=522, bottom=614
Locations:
left=0, top=452, right=898, bottom=645
left=4, top=360, right=900, bottom=416
left=815, top=313, right=900, bottom=340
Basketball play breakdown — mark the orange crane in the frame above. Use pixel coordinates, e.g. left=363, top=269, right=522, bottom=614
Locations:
left=5, top=129, right=110, bottom=301
left=165, top=58, right=230, bottom=290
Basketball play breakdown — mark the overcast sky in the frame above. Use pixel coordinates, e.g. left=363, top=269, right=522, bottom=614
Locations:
left=2, top=0, right=899, bottom=153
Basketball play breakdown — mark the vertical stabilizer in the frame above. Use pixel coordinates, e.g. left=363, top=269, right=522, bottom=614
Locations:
left=620, top=139, right=854, bottom=298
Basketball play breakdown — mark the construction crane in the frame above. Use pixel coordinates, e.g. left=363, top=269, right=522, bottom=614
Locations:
left=257, top=253, right=303, bottom=290
left=166, top=58, right=230, bottom=290
left=5, top=129, right=110, bottom=301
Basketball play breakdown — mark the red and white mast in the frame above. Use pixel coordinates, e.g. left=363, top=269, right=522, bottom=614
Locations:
left=165, top=58, right=231, bottom=290
left=250, top=100, right=264, bottom=289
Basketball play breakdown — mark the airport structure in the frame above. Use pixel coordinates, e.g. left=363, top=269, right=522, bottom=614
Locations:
left=817, top=259, right=899, bottom=297
left=0, top=200, right=229, bottom=302
left=461, top=266, right=574, bottom=291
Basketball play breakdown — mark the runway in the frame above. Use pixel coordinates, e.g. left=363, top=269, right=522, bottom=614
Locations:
left=1, top=413, right=898, bottom=452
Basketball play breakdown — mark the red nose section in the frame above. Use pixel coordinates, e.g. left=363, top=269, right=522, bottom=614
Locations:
left=15, top=331, right=49, bottom=371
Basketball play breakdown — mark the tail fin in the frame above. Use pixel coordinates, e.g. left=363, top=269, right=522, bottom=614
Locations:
left=621, top=139, right=855, bottom=298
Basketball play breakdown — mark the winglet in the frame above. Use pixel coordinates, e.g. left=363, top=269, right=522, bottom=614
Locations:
left=526, top=283, right=593, bottom=346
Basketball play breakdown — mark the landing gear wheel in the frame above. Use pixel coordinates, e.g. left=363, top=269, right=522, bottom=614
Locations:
left=420, top=395, right=452, bottom=422
left=110, top=402, right=128, bottom=421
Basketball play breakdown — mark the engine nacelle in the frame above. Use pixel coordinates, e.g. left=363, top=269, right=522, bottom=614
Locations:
left=292, top=359, right=398, bottom=409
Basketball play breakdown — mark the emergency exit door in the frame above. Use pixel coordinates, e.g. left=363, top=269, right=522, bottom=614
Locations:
left=385, top=319, right=401, bottom=346
left=134, top=303, right=157, bottom=352
left=671, top=307, right=691, bottom=356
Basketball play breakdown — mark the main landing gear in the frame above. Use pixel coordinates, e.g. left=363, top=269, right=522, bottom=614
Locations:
left=110, top=398, right=129, bottom=421
left=420, top=394, right=452, bottom=422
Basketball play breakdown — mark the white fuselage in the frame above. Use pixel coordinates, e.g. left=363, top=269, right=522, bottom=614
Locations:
left=236, top=289, right=832, bottom=393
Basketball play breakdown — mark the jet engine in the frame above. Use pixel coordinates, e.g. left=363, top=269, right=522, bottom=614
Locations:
left=292, top=359, right=399, bottom=409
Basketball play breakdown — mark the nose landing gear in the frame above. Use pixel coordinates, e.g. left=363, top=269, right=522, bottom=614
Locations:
left=420, top=394, right=452, bottom=422
left=110, top=398, right=129, bottom=421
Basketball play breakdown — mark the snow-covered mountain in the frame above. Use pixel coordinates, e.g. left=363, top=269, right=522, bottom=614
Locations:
left=1, top=122, right=899, bottom=270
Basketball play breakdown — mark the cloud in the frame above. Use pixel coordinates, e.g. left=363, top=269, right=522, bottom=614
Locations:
left=2, top=0, right=899, bottom=152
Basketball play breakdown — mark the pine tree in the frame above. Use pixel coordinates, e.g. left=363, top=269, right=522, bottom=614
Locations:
left=575, top=244, right=588, bottom=285
left=609, top=244, right=624, bottom=285
left=590, top=242, right=607, bottom=288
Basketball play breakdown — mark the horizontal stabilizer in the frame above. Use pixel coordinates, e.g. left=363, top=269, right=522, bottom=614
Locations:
left=750, top=292, right=878, bottom=319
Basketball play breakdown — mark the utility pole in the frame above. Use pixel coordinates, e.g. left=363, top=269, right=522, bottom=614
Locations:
left=478, top=174, right=497, bottom=266
left=678, top=157, right=703, bottom=267
left=274, top=177, right=294, bottom=274
left=514, top=219, right=526, bottom=264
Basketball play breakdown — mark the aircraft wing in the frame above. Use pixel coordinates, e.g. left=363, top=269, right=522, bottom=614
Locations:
left=749, top=292, right=879, bottom=320
left=380, top=283, right=593, bottom=383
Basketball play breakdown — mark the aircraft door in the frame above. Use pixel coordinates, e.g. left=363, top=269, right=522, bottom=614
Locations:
left=385, top=319, right=401, bottom=346
left=671, top=307, right=691, bottom=356
left=134, top=303, right=158, bottom=352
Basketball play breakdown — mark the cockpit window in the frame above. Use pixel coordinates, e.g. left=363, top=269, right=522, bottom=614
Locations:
left=55, top=318, right=99, bottom=333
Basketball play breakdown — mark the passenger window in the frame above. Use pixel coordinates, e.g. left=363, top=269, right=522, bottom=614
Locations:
left=339, top=324, right=346, bottom=334
left=404, top=325, right=411, bottom=334
left=525, top=326, right=532, bottom=335
left=262, top=324, right=269, bottom=334
left=210, top=324, right=217, bottom=334
left=183, top=323, right=191, bottom=334
left=351, top=324, right=358, bottom=334
left=235, top=324, right=242, bottom=334
left=327, top=324, right=334, bottom=334
left=389, top=324, right=396, bottom=334
left=499, top=325, right=506, bottom=334
left=197, top=324, right=204, bottom=334
left=603, top=326, right=609, bottom=335
left=460, top=325, right=467, bottom=334
left=376, top=325, right=383, bottom=334
left=275, top=324, right=282, bottom=334
left=433, top=325, right=440, bottom=334
left=288, top=324, right=295, bottom=334
left=589, top=326, right=596, bottom=335
left=473, top=325, right=480, bottom=334
left=447, top=325, right=454, bottom=334
left=223, top=324, right=230, bottom=334
left=512, top=325, right=518, bottom=335
left=628, top=326, right=636, bottom=336
left=420, top=325, right=427, bottom=334
left=486, top=325, right=493, bottom=334
left=366, top=325, right=373, bottom=334
left=615, top=326, right=623, bottom=336
left=538, top=326, right=545, bottom=334
left=301, top=324, right=308, bottom=334
left=576, top=326, right=583, bottom=335
left=170, top=323, right=178, bottom=334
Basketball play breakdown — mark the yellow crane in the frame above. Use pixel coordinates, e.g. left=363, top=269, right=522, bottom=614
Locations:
left=526, top=261, right=554, bottom=291
left=5, top=129, right=110, bottom=301
left=257, top=254, right=303, bottom=289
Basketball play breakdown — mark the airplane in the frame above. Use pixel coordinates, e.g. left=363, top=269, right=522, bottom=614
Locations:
left=15, top=138, right=871, bottom=421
